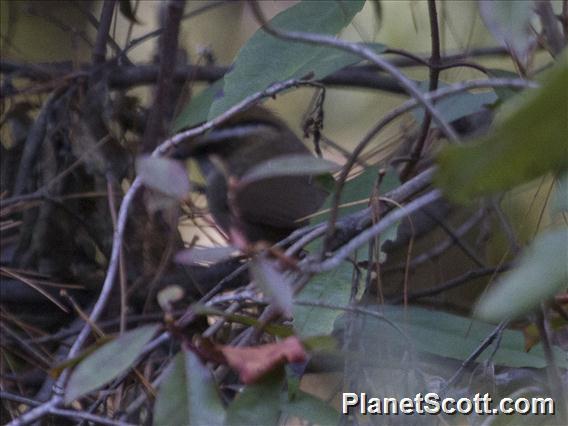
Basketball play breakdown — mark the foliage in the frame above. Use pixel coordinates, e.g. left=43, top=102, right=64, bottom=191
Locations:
left=65, top=325, right=159, bottom=403
left=436, top=57, right=568, bottom=203
left=475, top=229, right=568, bottom=323
left=1, top=1, right=567, bottom=425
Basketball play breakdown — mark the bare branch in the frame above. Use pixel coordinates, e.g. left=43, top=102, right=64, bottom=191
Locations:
left=249, top=0, right=460, bottom=143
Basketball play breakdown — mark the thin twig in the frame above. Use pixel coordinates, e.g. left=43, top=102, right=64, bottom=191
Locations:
left=249, top=0, right=460, bottom=142
left=156, top=78, right=323, bottom=155
left=305, top=190, right=444, bottom=274
left=491, top=197, right=521, bottom=256
left=423, top=206, right=487, bottom=268
left=444, top=319, right=508, bottom=389
left=106, top=178, right=127, bottom=333
left=5, top=73, right=538, bottom=426
left=5, top=180, right=142, bottom=426
left=293, top=300, right=411, bottom=345
left=536, top=305, right=567, bottom=421
left=119, top=0, right=228, bottom=60
left=50, top=407, right=135, bottom=426
left=388, top=46, right=510, bottom=68
left=400, top=0, right=441, bottom=181
left=321, top=78, right=537, bottom=251
left=391, top=264, right=511, bottom=303
left=384, top=208, right=486, bottom=272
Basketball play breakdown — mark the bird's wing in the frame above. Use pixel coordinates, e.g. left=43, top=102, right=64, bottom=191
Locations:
left=234, top=176, right=329, bottom=229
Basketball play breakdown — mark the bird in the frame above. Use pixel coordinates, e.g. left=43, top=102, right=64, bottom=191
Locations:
left=173, top=107, right=330, bottom=245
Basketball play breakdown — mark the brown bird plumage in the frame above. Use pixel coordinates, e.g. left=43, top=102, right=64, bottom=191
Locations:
left=174, top=107, right=329, bottom=243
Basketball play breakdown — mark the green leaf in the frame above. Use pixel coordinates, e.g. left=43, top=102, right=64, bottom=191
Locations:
left=65, top=324, right=159, bottom=403
left=226, top=370, right=339, bottom=426
left=475, top=229, right=568, bottom=322
left=294, top=261, right=353, bottom=337
left=225, top=369, right=285, bottom=426
left=208, top=0, right=369, bottom=119
left=249, top=255, right=294, bottom=317
left=281, top=390, right=341, bottom=425
left=312, top=167, right=400, bottom=224
left=50, top=336, right=113, bottom=378
left=487, top=68, right=523, bottom=102
left=136, top=156, right=191, bottom=199
left=310, top=167, right=400, bottom=261
left=436, top=58, right=568, bottom=203
left=552, top=172, right=568, bottom=214
left=154, top=349, right=225, bottom=426
left=349, top=305, right=567, bottom=369
left=412, top=81, right=497, bottom=128
left=479, top=0, right=535, bottom=62
left=172, top=80, right=224, bottom=132
left=191, top=304, right=294, bottom=338
left=240, top=154, right=340, bottom=185
left=301, top=335, right=338, bottom=352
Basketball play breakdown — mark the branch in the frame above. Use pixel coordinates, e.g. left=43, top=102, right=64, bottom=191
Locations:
left=444, top=320, right=508, bottom=388
left=391, top=264, right=511, bottom=303
left=322, top=78, right=537, bottom=251
left=400, top=0, right=441, bottom=181
left=383, top=208, right=486, bottom=272
left=536, top=306, right=568, bottom=421
left=249, top=0, right=460, bottom=143
left=0, top=60, right=408, bottom=95
left=305, top=189, right=444, bottom=274
left=4, top=75, right=336, bottom=425
left=5, top=180, right=142, bottom=426
left=119, top=0, right=228, bottom=60
left=4, top=72, right=539, bottom=425
left=13, top=89, right=65, bottom=196
left=141, top=0, right=185, bottom=151
left=91, top=0, right=117, bottom=66
left=536, top=0, right=566, bottom=57
left=388, top=46, right=511, bottom=67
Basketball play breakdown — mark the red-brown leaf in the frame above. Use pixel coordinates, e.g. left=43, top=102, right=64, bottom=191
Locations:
left=203, top=337, right=307, bottom=384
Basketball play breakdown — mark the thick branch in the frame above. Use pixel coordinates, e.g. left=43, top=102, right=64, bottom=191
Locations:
left=141, top=0, right=185, bottom=151
left=91, top=0, right=117, bottom=66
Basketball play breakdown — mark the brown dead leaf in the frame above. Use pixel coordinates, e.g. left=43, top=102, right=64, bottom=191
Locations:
left=200, top=337, right=307, bottom=384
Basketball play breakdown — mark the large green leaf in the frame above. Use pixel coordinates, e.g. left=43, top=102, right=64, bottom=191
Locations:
left=552, top=172, right=568, bottom=214
left=348, top=305, right=567, bottom=369
left=436, top=58, right=568, bottom=203
left=280, top=389, right=341, bottom=425
left=309, top=166, right=400, bottom=261
left=312, top=166, right=400, bottom=224
left=154, top=349, right=225, bottom=426
left=225, top=370, right=339, bottom=425
left=172, top=80, right=224, bottom=132
left=225, top=369, right=284, bottom=426
left=208, top=0, right=370, bottom=119
left=192, top=304, right=294, bottom=338
left=487, top=68, right=523, bottom=102
left=294, top=261, right=353, bottom=337
left=250, top=255, right=294, bottom=317
left=475, top=229, right=568, bottom=322
left=65, top=324, right=159, bottom=403
left=412, top=81, right=497, bottom=127
left=479, top=0, right=534, bottom=62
